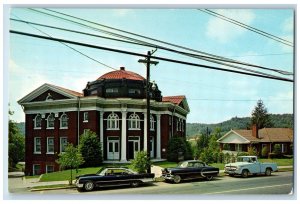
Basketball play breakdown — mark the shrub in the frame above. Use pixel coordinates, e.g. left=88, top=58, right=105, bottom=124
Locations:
left=79, top=130, right=103, bottom=167
left=237, top=152, right=249, bottom=157
left=130, top=151, right=151, bottom=173
left=167, top=136, right=190, bottom=162
left=261, top=146, right=269, bottom=158
left=271, top=144, right=282, bottom=158
left=247, top=146, right=258, bottom=156
left=184, top=141, right=194, bottom=160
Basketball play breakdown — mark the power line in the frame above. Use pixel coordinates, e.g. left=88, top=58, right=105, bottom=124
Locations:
left=31, top=8, right=293, bottom=76
left=199, top=9, right=293, bottom=47
left=10, top=30, right=293, bottom=83
left=11, top=16, right=293, bottom=76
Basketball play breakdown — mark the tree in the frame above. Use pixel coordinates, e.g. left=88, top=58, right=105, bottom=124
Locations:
left=251, top=99, right=272, bottom=129
left=79, top=130, right=102, bottom=167
left=56, top=143, right=84, bottom=184
left=9, top=110, right=25, bottom=170
left=195, top=134, right=209, bottom=158
left=272, top=144, right=282, bottom=156
left=130, top=151, right=151, bottom=173
left=167, top=136, right=189, bottom=162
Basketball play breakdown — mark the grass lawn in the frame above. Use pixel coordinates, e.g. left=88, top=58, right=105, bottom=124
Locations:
left=152, top=161, right=177, bottom=168
left=40, top=163, right=130, bottom=182
left=259, top=158, right=293, bottom=166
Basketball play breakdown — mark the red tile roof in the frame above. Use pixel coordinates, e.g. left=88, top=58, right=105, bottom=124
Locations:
left=162, top=95, right=185, bottom=105
left=98, top=68, right=145, bottom=81
left=233, top=128, right=293, bottom=143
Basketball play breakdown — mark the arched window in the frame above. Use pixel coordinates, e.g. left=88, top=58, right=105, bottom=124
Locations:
left=107, top=113, right=119, bottom=130
left=46, top=113, right=55, bottom=129
left=128, top=113, right=140, bottom=130
left=33, top=114, right=42, bottom=129
left=150, top=115, right=155, bottom=131
left=60, top=113, right=68, bottom=129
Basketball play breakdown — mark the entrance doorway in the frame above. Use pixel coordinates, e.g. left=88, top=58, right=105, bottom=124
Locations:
left=107, top=136, right=120, bottom=160
left=128, top=136, right=140, bottom=160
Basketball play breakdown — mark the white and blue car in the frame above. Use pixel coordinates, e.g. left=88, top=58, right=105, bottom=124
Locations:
left=224, top=156, right=278, bottom=178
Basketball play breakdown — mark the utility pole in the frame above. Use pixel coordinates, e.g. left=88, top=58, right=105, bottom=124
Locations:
left=138, top=50, right=159, bottom=173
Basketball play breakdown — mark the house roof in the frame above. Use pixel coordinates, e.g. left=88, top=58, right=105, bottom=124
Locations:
left=97, top=67, right=145, bottom=81
left=218, top=128, right=293, bottom=143
left=48, top=83, right=83, bottom=97
left=162, top=95, right=185, bottom=105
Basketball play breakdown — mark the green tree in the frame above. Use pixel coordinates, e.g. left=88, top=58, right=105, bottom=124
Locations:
left=79, top=130, right=102, bottom=167
left=261, top=146, right=269, bottom=158
left=195, top=134, right=209, bottom=157
left=251, top=99, right=272, bottom=129
left=167, top=136, right=188, bottom=162
left=56, top=143, right=84, bottom=184
left=272, top=144, right=282, bottom=156
left=130, top=151, right=151, bottom=173
left=9, top=110, right=25, bottom=170
left=247, top=146, right=258, bottom=156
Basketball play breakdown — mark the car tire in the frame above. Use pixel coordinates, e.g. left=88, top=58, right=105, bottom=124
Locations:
left=206, top=175, right=214, bottom=181
left=84, top=181, right=95, bottom=191
left=241, top=169, right=249, bottom=178
left=265, top=168, right=272, bottom=176
left=173, top=175, right=181, bottom=184
left=131, top=180, right=140, bottom=188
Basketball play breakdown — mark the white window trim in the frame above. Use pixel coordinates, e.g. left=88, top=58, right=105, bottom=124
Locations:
left=33, top=114, right=42, bottom=130
left=46, top=137, right=54, bottom=154
left=60, top=137, right=68, bottom=153
left=83, top=112, right=89, bottom=123
left=128, top=113, right=141, bottom=130
left=34, top=137, right=41, bottom=154
left=46, top=165, right=54, bottom=174
left=59, top=113, right=69, bottom=129
left=150, top=115, right=155, bottom=131
left=33, top=164, right=41, bottom=176
left=46, top=113, right=55, bottom=129
left=106, top=113, right=120, bottom=130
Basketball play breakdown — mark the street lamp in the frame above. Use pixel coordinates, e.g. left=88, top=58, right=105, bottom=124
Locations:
left=138, top=51, right=159, bottom=173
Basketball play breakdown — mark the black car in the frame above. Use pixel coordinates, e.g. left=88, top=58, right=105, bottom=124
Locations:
left=161, top=160, right=219, bottom=183
left=75, top=167, right=155, bottom=191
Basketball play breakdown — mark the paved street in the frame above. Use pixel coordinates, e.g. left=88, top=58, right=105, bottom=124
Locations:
left=7, top=171, right=294, bottom=199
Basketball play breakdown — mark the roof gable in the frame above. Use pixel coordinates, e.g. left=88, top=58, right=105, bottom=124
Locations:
left=18, top=83, right=83, bottom=104
left=217, top=130, right=251, bottom=144
left=162, top=95, right=190, bottom=112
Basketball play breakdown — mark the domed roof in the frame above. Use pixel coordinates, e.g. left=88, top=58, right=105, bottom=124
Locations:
left=97, top=67, right=145, bottom=81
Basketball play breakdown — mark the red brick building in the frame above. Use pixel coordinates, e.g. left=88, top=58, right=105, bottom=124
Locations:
left=18, top=67, right=190, bottom=175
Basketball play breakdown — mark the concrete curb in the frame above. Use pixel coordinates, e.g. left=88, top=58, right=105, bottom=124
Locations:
left=30, top=186, right=76, bottom=192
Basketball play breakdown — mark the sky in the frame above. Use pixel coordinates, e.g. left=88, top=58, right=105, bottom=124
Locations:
left=7, top=7, right=294, bottom=124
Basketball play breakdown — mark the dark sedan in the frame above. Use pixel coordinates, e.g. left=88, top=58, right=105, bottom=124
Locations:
left=161, top=160, right=219, bottom=183
left=75, top=167, right=155, bottom=191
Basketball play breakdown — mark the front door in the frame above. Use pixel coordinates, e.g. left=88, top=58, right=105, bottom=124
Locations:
left=107, top=137, right=120, bottom=160
left=128, top=136, right=140, bottom=160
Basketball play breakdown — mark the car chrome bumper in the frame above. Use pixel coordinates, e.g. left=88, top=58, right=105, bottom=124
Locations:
left=162, top=174, right=174, bottom=181
left=141, top=178, right=155, bottom=183
left=75, top=180, right=84, bottom=188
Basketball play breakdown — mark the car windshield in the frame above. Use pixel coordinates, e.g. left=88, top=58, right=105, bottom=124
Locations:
left=237, top=157, right=252, bottom=162
left=177, top=161, right=188, bottom=168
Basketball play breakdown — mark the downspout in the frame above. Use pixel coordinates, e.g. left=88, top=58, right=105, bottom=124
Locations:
left=77, top=96, right=81, bottom=145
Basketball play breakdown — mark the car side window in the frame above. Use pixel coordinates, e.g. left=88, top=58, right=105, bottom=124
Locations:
left=194, top=162, right=204, bottom=167
left=188, top=162, right=194, bottom=167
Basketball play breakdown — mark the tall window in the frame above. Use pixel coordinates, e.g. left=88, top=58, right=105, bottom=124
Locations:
left=107, top=113, right=119, bottom=129
left=60, top=137, right=68, bottom=153
left=47, top=137, right=54, bottom=154
left=46, top=113, right=55, bottom=129
left=34, top=137, right=41, bottom=154
left=128, top=113, right=140, bottom=130
left=83, top=112, right=89, bottom=122
left=150, top=115, right=155, bottom=131
left=60, top=113, right=68, bottom=129
left=34, top=114, right=42, bottom=129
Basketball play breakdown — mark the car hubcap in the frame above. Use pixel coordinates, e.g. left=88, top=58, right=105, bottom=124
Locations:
left=85, top=182, right=94, bottom=191
left=173, top=175, right=181, bottom=183
left=206, top=175, right=213, bottom=181
left=131, top=181, right=139, bottom=187
left=266, top=169, right=271, bottom=176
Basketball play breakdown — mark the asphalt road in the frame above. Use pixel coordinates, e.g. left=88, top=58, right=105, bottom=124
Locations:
left=7, top=171, right=294, bottom=199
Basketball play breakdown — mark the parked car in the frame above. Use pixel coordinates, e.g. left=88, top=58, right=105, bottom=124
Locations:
left=161, top=160, right=219, bottom=184
left=75, top=167, right=155, bottom=191
left=224, top=156, right=278, bottom=178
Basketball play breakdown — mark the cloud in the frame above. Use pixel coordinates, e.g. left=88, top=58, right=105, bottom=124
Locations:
left=205, top=9, right=255, bottom=43
left=282, top=17, right=294, bottom=33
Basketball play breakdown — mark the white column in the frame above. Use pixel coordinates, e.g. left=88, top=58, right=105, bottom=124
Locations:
left=156, top=114, right=161, bottom=159
left=121, top=110, right=127, bottom=162
left=99, top=111, right=104, bottom=156
left=143, top=112, right=147, bottom=151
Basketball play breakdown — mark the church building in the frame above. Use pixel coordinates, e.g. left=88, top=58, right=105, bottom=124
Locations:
left=18, top=67, right=189, bottom=175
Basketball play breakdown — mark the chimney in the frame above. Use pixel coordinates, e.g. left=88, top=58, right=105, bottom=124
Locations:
left=252, top=124, right=259, bottom=138
left=120, top=67, right=125, bottom=71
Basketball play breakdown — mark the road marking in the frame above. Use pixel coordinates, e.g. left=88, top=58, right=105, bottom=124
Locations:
left=204, top=183, right=292, bottom=194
